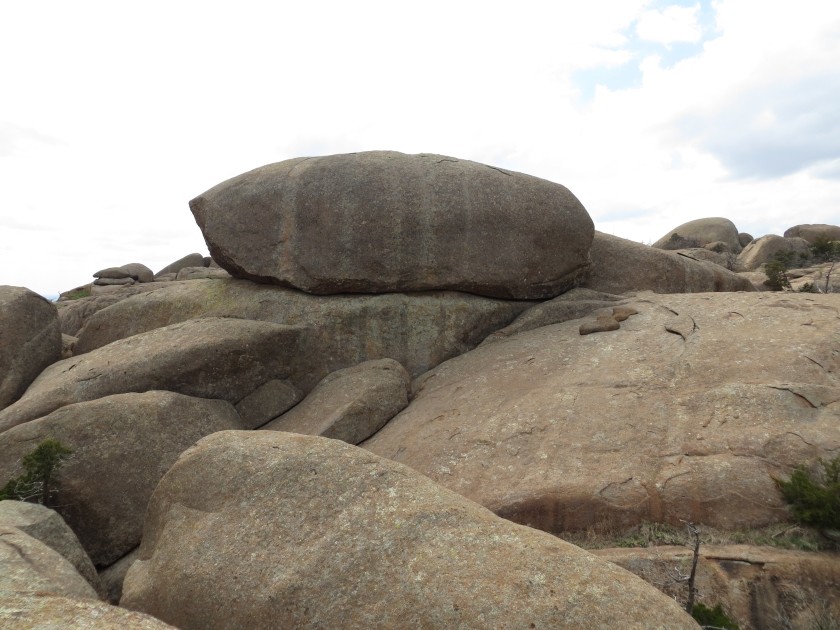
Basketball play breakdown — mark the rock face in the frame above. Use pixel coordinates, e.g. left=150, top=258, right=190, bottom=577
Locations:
left=0, top=286, right=62, bottom=411
left=0, top=501, right=100, bottom=593
left=583, top=232, right=754, bottom=294
left=121, top=431, right=696, bottom=629
left=0, top=526, right=98, bottom=600
left=653, top=217, right=742, bottom=252
left=189, top=151, right=594, bottom=299
left=0, top=392, right=245, bottom=566
left=0, top=592, right=177, bottom=629
left=784, top=223, right=840, bottom=243
left=737, top=234, right=812, bottom=271
left=262, top=359, right=410, bottom=443
left=595, top=545, right=840, bottom=630
left=0, top=317, right=302, bottom=432
left=71, top=278, right=530, bottom=390
left=364, top=292, right=840, bottom=534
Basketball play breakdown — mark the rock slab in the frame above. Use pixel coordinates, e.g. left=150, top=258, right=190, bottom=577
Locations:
left=262, top=358, right=410, bottom=442
left=364, top=292, right=840, bottom=534
left=190, top=151, right=594, bottom=299
left=0, top=317, right=303, bottom=432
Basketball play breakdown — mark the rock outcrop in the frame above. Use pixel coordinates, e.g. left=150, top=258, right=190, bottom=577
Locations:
left=189, top=151, right=595, bottom=299
left=0, top=317, right=302, bottom=432
left=653, top=217, right=742, bottom=252
left=0, top=286, right=62, bottom=411
left=70, top=279, right=530, bottom=389
left=121, top=431, right=696, bottom=629
left=737, top=234, right=812, bottom=271
left=784, top=223, right=840, bottom=244
left=261, top=358, right=410, bottom=443
left=0, top=392, right=245, bottom=565
left=582, top=231, right=754, bottom=294
left=364, top=292, right=840, bottom=534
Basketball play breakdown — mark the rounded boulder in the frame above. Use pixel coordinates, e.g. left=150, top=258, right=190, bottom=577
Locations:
left=189, top=151, right=594, bottom=299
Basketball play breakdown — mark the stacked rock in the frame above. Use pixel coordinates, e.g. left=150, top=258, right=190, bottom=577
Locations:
left=93, top=263, right=154, bottom=287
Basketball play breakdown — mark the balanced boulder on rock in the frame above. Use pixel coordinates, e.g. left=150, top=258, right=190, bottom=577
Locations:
left=189, top=151, right=594, bottom=299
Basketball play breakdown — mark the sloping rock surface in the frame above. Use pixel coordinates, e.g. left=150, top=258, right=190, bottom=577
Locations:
left=0, top=317, right=302, bottom=432
left=0, top=392, right=245, bottom=566
left=121, top=431, right=696, bottom=629
left=583, top=231, right=754, bottom=294
left=0, top=527, right=98, bottom=600
left=0, top=591, right=176, bottom=629
left=364, top=292, right=840, bottom=533
left=71, top=278, right=530, bottom=389
left=261, top=358, right=410, bottom=443
left=0, top=286, right=62, bottom=410
left=0, top=501, right=100, bottom=593
left=190, top=151, right=594, bottom=299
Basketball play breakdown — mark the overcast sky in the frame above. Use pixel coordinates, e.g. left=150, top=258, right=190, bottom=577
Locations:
left=2, top=0, right=839, bottom=298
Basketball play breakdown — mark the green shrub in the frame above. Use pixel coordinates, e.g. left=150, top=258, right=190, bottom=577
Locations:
left=0, top=439, right=72, bottom=505
left=777, top=455, right=840, bottom=532
left=798, top=282, right=815, bottom=293
left=691, top=602, right=740, bottom=629
left=810, top=234, right=840, bottom=262
left=63, top=287, right=91, bottom=300
left=764, top=259, right=792, bottom=290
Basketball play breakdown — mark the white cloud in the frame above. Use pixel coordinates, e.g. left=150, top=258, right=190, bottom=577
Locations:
left=0, top=0, right=839, bottom=297
left=636, top=4, right=703, bottom=45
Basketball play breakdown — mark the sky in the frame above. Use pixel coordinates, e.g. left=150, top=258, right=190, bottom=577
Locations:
left=2, top=0, right=839, bottom=298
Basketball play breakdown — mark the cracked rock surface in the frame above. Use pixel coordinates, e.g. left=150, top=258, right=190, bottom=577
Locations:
left=363, top=291, right=840, bottom=533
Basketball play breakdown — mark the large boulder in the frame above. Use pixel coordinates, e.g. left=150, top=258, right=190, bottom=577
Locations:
left=121, top=431, right=696, bottom=629
left=262, top=358, right=410, bottom=443
left=0, top=501, right=100, bottom=593
left=0, top=592, right=176, bottom=629
left=0, top=286, right=62, bottom=410
left=582, top=232, right=754, bottom=294
left=71, top=278, right=530, bottom=389
left=189, top=151, right=594, bottom=299
left=0, top=316, right=302, bottom=433
left=364, top=292, right=840, bottom=534
left=784, top=223, right=840, bottom=244
left=737, top=235, right=812, bottom=271
left=652, top=217, right=742, bottom=252
left=0, top=392, right=245, bottom=565
left=0, top=526, right=98, bottom=600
